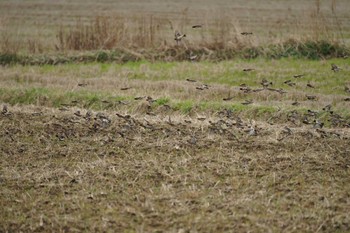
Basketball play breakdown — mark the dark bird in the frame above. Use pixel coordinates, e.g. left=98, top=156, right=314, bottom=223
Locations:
left=174, top=31, right=186, bottom=44
left=241, top=32, right=253, bottom=35
left=186, top=78, right=197, bottom=82
left=293, top=74, right=304, bottom=78
left=192, top=24, right=203, bottom=29
left=243, top=68, right=254, bottom=72
left=331, top=64, right=340, bottom=72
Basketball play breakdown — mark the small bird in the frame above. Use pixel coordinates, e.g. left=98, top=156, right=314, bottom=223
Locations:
left=223, top=96, right=234, bottom=101
left=196, top=84, right=209, bottom=90
left=331, top=64, right=340, bottom=72
left=293, top=74, right=304, bottom=78
left=192, top=24, right=202, bottom=29
left=2, top=105, right=8, bottom=115
left=306, top=82, right=315, bottom=88
left=186, top=78, right=197, bottom=82
left=322, top=104, right=332, bottom=112
left=241, top=99, right=253, bottom=105
left=243, top=68, right=254, bottom=72
left=306, top=95, right=317, bottom=101
left=189, top=52, right=198, bottom=62
left=260, top=78, right=272, bottom=88
left=313, top=120, right=324, bottom=129
left=174, top=31, right=186, bottom=44
left=241, top=32, right=253, bottom=35
left=284, top=80, right=296, bottom=86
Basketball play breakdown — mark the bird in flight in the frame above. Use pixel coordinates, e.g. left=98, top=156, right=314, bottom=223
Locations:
left=174, top=31, right=186, bottom=45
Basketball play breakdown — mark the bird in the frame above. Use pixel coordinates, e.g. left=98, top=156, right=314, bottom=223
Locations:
left=196, top=84, right=209, bottom=90
left=306, top=95, right=317, bottom=101
left=284, top=80, right=296, bottom=86
left=260, top=78, right=272, bottom=88
left=192, top=24, right=202, bottom=29
left=293, top=74, right=305, bottom=78
left=306, top=82, right=315, bottom=88
left=241, top=32, right=253, bottom=35
left=241, top=99, right=253, bottom=105
left=331, top=64, right=340, bottom=72
left=174, top=31, right=186, bottom=44
left=223, top=96, right=234, bottom=101
left=186, top=78, right=197, bottom=82
left=189, top=52, right=198, bottom=62
left=322, top=104, right=332, bottom=112
left=313, top=120, right=324, bottom=129
left=2, top=105, right=8, bottom=115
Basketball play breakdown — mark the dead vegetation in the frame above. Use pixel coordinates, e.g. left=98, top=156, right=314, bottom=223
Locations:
left=1, top=105, right=350, bottom=232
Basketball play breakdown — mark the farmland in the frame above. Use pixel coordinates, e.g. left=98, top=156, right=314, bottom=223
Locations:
left=1, top=0, right=350, bottom=232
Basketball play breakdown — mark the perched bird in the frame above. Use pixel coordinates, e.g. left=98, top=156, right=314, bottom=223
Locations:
left=241, top=32, right=253, bottom=35
left=331, top=64, right=340, bottom=72
left=174, top=31, right=186, bottom=44
left=192, top=24, right=203, bottom=29
left=293, top=74, right=304, bottom=78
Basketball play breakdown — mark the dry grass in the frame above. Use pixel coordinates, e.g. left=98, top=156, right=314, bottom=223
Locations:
left=1, top=105, right=350, bottom=232
left=0, top=0, right=350, bottom=54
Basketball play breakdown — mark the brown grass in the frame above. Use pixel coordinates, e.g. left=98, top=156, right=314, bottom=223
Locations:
left=0, top=0, right=349, bottom=54
left=1, top=105, right=350, bottom=232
